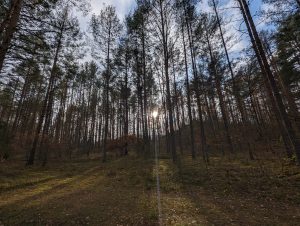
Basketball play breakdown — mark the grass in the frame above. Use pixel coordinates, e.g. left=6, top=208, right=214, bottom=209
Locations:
left=0, top=156, right=158, bottom=225
left=160, top=156, right=300, bottom=225
left=0, top=154, right=300, bottom=225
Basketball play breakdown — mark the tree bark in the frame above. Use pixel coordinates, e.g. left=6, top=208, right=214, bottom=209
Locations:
left=205, top=26, right=234, bottom=154
left=0, top=0, right=23, bottom=74
left=181, top=23, right=196, bottom=159
left=237, top=0, right=300, bottom=162
left=158, top=0, right=176, bottom=162
left=26, top=9, right=66, bottom=165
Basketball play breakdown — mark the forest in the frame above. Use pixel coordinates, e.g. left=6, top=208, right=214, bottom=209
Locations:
left=0, top=0, right=300, bottom=225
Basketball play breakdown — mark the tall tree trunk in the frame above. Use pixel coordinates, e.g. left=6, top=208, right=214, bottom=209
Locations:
left=182, top=24, right=196, bottom=159
left=171, top=52, right=183, bottom=154
left=237, top=0, right=300, bottom=162
left=124, top=53, right=129, bottom=155
left=263, top=39, right=300, bottom=131
left=212, top=0, right=247, bottom=123
left=183, top=3, right=208, bottom=161
left=212, top=0, right=255, bottom=158
left=159, top=0, right=176, bottom=162
left=11, top=67, right=31, bottom=134
left=0, top=0, right=23, bottom=73
left=142, top=25, right=149, bottom=147
left=102, top=22, right=113, bottom=162
left=205, top=27, right=234, bottom=154
left=26, top=9, right=66, bottom=165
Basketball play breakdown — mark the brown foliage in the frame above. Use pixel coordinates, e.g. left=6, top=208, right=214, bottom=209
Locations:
left=106, top=135, right=143, bottom=156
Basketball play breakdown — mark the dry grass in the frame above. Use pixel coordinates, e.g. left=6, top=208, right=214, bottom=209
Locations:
left=0, top=157, right=158, bottom=226
left=0, top=154, right=300, bottom=225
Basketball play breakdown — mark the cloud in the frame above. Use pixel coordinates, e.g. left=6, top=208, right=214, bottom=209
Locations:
left=77, top=1, right=136, bottom=64
left=91, top=0, right=136, bottom=18
left=78, top=0, right=136, bottom=32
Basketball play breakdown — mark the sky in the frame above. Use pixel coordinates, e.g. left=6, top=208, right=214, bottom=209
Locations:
left=78, top=0, right=264, bottom=27
left=78, top=0, right=137, bottom=33
left=77, top=0, right=267, bottom=59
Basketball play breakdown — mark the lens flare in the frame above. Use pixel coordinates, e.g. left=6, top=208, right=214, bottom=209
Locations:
left=152, top=111, right=158, bottom=118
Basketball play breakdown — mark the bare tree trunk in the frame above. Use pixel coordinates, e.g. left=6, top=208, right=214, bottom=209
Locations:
left=212, top=0, right=256, bottom=158
left=205, top=27, right=234, bottom=154
left=263, top=38, right=300, bottom=131
left=102, top=28, right=112, bottom=162
left=26, top=9, right=66, bottom=165
left=212, top=0, right=247, bottom=123
left=171, top=54, right=183, bottom=154
left=124, top=52, right=129, bottom=155
left=159, top=0, right=176, bottom=162
left=142, top=25, right=149, bottom=148
left=11, top=68, right=31, bottom=134
left=185, top=19, right=208, bottom=162
left=181, top=24, right=196, bottom=159
left=238, top=0, right=300, bottom=162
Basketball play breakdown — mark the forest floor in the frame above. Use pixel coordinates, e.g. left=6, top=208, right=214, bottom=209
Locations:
left=0, top=154, right=300, bottom=226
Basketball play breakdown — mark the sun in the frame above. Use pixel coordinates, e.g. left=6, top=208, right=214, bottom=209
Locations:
left=152, top=110, right=158, bottom=118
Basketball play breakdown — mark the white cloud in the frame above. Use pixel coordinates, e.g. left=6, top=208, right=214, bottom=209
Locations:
left=90, top=0, right=136, bottom=18
left=76, top=1, right=136, bottom=64
left=78, top=0, right=136, bottom=32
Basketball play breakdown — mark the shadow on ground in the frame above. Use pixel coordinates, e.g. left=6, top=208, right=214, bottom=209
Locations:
left=0, top=155, right=300, bottom=225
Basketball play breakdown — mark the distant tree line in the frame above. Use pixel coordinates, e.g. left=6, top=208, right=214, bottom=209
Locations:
left=0, top=0, right=299, bottom=165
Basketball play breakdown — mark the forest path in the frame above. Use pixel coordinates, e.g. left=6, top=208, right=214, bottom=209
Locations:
left=0, top=155, right=300, bottom=225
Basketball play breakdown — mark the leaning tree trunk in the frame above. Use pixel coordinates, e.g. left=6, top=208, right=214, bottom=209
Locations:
left=212, top=0, right=254, bottom=158
left=212, top=0, right=247, bottom=123
left=26, top=11, right=66, bottom=165
left=237, top=0, right=300, bottom=162
left=263, top=38, right=300, bottom=132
